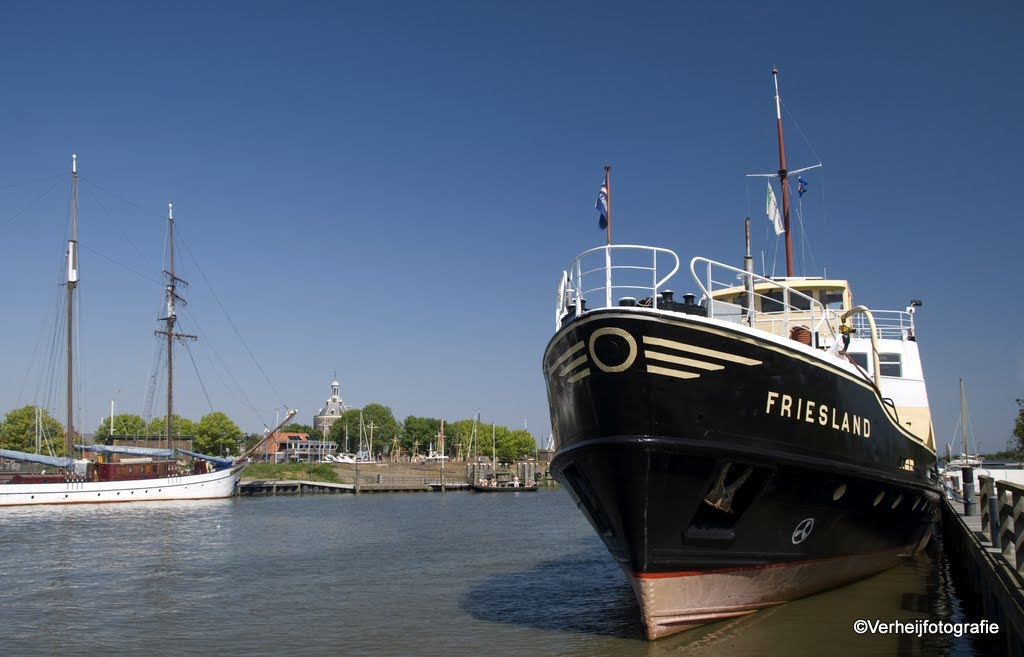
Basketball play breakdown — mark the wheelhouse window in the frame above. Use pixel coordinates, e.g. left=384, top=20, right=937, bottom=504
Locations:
left=848, top=353, right=868, bottom=370
left=879, top=353, right=902, bottom=377
left=761, top=289, right=811, bottom=312
left=818, top=289, right=845, bottom=309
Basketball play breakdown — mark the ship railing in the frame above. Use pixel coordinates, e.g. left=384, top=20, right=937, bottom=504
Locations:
left=556, top=245, right=680, bottom=330
left=689, top=257, right=842, bottom=348
left=848, top=309, right=917, bottom=341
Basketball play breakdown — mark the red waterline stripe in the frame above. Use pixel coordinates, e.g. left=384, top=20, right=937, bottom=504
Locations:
left=633, top=545, right=913, bottom=580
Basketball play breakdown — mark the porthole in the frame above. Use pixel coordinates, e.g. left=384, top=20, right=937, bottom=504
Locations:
left=832, top=483, right=847, bottom=501
left=873, top=492, right=885, bottom=507
left=891, top=493, right=903, bottom=509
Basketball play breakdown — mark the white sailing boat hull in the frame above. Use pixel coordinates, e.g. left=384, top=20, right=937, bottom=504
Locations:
left=0, top=463, right=245, bottom=507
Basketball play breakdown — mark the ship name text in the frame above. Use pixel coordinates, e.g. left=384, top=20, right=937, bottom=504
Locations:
left=765, top=391, right=871, bottom=437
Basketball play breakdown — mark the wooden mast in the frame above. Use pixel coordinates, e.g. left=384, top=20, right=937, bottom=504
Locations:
left=157, top=203, right=196, bottom=451
left=772, top=69, right=794, bottom=277
left=65, top=154, right=78, bottom=458
left=166, top=204, right=175, bottom=449
left=959, top=378, right=971, bottom=457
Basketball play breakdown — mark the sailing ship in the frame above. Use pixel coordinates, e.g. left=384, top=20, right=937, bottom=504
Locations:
left=0, top=156, right=294, bottom=506
left=542, top=71, right=942, bottom=639
left=939, top=380, right=1024, bottom=494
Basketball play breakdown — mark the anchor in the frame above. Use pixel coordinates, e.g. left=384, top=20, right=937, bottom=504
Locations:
left=703, top=462, right=754, bottom=513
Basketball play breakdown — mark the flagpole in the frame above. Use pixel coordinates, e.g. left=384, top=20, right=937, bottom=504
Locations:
left=604, top=166, right=612, bottom=245
left=773, top=69, right=794, bottom=277
left=603, top=166, right=613, bottom=307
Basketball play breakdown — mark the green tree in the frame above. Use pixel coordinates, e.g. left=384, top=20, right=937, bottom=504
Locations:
left=240, top=432, right=265, bottom=455
left=1014, top=399, right=1024, bottom=454
left=95, top=413, right=147, bottom=441
left=281, top=422, right=318, bottom=437
left=193, top=412, right=243, bottom=456
left=146, top=414, right=197, bottom=438
left=328, top=413, right=355, bottom=452
left=402, top=416, right=440, bottom=456
left=329, top=404, right=398, bottom=457
left=503, top=429, right=539, bottom=463
left=446, top=418, right=482, bottom=459
left=1, top=406, right=66, bottom=455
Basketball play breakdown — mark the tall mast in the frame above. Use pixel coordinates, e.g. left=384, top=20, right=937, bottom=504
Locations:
left=747, top=70, right=820, bottom=272
left=772, top=69, right=794, bottom=277
left=65, top=154, right=78, bottom=458
left=156, top=203, right=196, bottom=451
left=166, top=204, right=175, bottom=448
left=959, top=378, right=970, bottom=457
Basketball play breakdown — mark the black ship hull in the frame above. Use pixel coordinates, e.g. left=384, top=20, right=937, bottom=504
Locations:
left=543, top=310, right=941, bottom=639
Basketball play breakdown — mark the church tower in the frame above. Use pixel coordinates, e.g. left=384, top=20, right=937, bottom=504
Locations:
left=313, top=377, right=351, bottom=437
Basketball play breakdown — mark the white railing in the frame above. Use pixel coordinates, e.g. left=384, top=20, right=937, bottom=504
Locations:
left=848, top=309, right=917, bottom=341
left=554, top=249, right=915, bottom=357
left=689, top=257, right=842, bottom=348
left=555, top=245, right=680, bottom=329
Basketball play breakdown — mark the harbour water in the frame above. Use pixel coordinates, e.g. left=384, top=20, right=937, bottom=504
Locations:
left=0, top=489, right=997, bottom=656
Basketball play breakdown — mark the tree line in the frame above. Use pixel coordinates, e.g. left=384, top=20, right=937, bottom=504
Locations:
left=0, top=405, right=243, bottom=457
left=284, top=403, right=539, bottom=463
left=0, top=402, right=542, bottom=463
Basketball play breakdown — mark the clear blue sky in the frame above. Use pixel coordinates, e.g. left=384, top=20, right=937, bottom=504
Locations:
left=1, top=1, right=1021, bottom=453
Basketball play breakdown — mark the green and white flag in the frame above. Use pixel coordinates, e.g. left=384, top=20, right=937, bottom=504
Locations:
left=766, top=182, right=784, bottom=235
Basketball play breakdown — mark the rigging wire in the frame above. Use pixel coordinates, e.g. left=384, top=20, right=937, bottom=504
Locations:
left=12, top=171, right=287, bottom=439
left=0, top=175, right=66, bottom=231
left=182, top=341, right=216, bottom=416
left=782, top=103, right=825, bottom=167
left=82, top=181, right=161, bottom=276
left=142, top=336, right=165, bottom=435
left=781, top=100, right=828, bottom=276
left=175, top=230, right=289, bottom=410
left=179, top=305, right=267, bottom=417
left=80, top=244, right=163, bottom=286
left=792, top=181, right=820, bottom=275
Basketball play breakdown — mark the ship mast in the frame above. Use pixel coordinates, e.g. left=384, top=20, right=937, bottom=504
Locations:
left=748, top=70, right=820, bottom=278
left=156, top=203, right=196, bottom=451
left=772, top=69, right=795, bottom=277
left=65, top=154, right=78, bottom=458
left=959, top=378, right=971, bottom=457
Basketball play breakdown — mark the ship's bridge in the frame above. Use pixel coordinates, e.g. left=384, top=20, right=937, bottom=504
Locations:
left=709, top=277, right=853, bottom=343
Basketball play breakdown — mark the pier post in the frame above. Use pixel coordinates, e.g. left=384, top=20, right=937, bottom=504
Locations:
left=980, top=476, right=1001, bottom=549
left=963, top=466, right=977, bottom=516
left=997, top=481, right=1024, bottom=572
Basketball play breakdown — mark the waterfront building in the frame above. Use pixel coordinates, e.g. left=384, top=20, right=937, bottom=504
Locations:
left=269, top=432, right=338, bottom=463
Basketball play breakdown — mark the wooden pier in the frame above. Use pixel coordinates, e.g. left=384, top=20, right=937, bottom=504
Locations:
left=238, top=478, right=471, bottom=495
left=941, top=475, right=1024, bottom=655
left=240, top=479, right=354, bottom=495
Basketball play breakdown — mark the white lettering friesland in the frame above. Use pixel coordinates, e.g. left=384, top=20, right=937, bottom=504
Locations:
left=765, top=390, right=871, bottom=438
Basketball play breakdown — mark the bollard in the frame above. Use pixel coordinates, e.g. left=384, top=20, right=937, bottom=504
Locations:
left=989, top=493, right=1002, bottom=549
left=962, top=467, right=977, bottom=516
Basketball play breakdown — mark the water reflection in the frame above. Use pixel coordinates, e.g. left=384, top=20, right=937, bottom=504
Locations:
left=463, top=547, right=643, bottom=639
left=0, top=491, right=1000, bottom=657
left=464, top=528, right=994, bottom=657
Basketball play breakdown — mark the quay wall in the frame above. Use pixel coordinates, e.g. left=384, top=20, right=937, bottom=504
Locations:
left=941, top=480, right=1024, bottom=656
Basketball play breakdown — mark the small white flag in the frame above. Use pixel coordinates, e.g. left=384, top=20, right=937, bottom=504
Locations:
left=766, top=182, right=784, bottom=235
